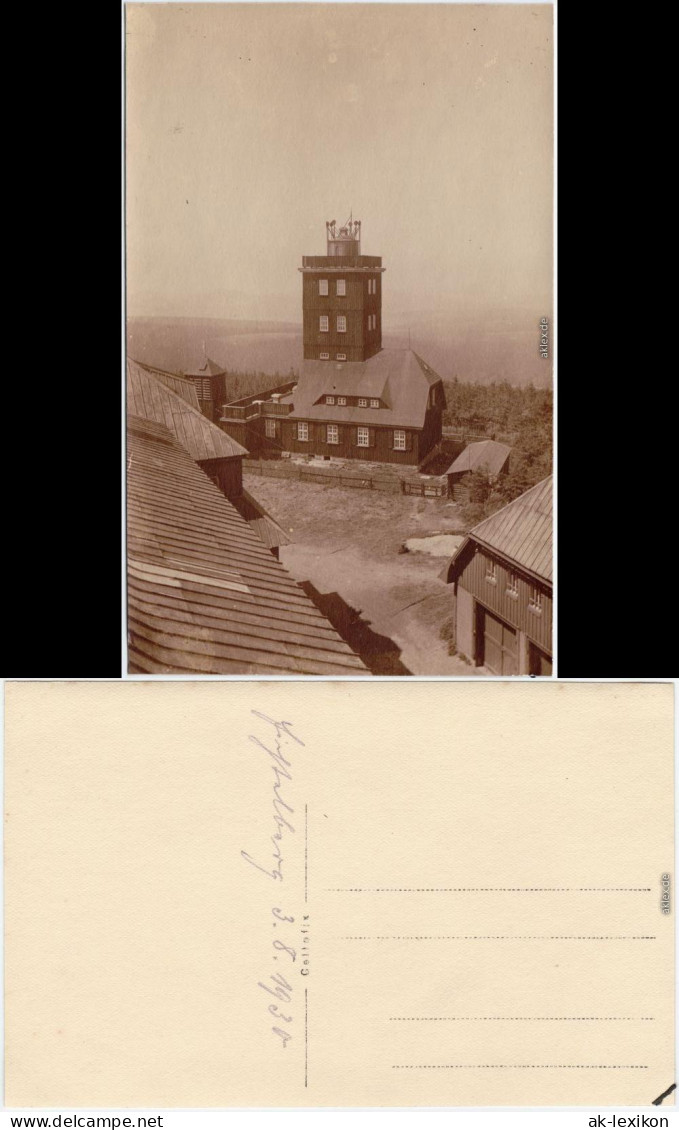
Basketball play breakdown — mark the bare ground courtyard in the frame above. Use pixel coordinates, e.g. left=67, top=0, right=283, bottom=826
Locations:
left=244, top=474, right=483, bottom=676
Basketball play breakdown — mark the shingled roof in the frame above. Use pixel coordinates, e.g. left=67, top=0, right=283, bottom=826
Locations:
left=289, top=349, right=441, bottom=428
left=446, top=476, right=553, bottom=585
left=445, top=439, right=512, bottom=477
left=131, top=360, right=201, bottom=409
left=127, top=416, right=368, bottom=675
left=127, top=358, right=247, bottom=461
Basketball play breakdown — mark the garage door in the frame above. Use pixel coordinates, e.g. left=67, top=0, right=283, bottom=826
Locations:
left=477, top=605, right=518, bottom=675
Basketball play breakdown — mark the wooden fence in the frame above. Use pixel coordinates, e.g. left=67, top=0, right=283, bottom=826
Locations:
left=243, top=458, right=449, bottom=497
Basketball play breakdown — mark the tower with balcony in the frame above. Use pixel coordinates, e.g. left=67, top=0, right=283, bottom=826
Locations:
left=299, top=217, right=385, bottom=363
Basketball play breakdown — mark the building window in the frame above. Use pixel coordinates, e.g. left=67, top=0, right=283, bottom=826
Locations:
left=319, top=315, right=329, bottom=332
left=506, top=572, right=519, bottom=599
left=337, top=396, right=347, bottom=405
left=336, top=353, right=347, bottom=361
left=327, top=424, right=339, bottom=445
left=320, top=352, right=330, bottom=359
left=529, top=586, right=543, bottom=613
left=393, top=429, right=406, bottom=450
left=357, top=427, right=369, bottom=447
left=326, top=396, right=335, bottom=404
left=297, top=422, right=308, bottom=442
left=337, top=315, right=347, bottom=333
left=485, top=559, right=497, bottom=585
left=336, top=279, right=346, bottom=296
left=319, top=279, right=328, bottom=296
left=370, top=398, right=380, bottom=409
left=265, top=419, right=276, bottom=438
left=358, top=397, right=367, bottom=407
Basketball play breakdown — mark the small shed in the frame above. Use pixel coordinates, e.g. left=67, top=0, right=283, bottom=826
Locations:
left=445, top=440, right=512, bottom=496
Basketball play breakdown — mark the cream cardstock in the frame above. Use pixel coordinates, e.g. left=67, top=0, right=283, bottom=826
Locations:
left=4, top=682, right=674, bottom=1107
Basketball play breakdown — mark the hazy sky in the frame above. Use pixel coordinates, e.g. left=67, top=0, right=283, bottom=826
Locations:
left=126, top=3, right=553, bottom=322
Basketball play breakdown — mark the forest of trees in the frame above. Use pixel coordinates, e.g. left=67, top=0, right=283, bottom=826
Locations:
left=441, top=377, right=552, bottom=439
left=219, top=369, right=298, bottom=403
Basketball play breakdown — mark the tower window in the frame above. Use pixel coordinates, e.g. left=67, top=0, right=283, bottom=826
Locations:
left=336, top=279, right=346, bottom=296
left=327, top=424, right=339, bottom=445
left=320, top=352, right=330, bottom=359
left=319, top=316, right=329, bottom=332
left=393, top=429, right=406, bottom=450
left=326, top=396, right=335, bottom=405
left=265, top=419, right=276, bottom=438
left=357, top=427, right=369, bottom=447
left=318, top=279, right=328, bottom=295
left=358, top=398, right=367, bottom=407
left=336, top=353, right=346, bottom=361
left=337, top=315, right=347, bottom=333
left=337, top=396, right=347, bottom=406
left=297, top=422, right=308, bottom=442
left=370, top=398, right=380, bottom=409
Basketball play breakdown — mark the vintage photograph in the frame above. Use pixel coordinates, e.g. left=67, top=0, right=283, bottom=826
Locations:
left=125, top=2, right=554, bottom=676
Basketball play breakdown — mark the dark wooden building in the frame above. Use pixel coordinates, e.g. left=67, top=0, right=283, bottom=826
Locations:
left=442, top=476, right=552, bottom=675
left=219, top=218, right=446, bottom=467
left=181, top=356, right=227, bottom=421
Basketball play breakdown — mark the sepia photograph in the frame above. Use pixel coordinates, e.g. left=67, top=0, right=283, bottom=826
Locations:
left=125, top=2, right=554, bottom=676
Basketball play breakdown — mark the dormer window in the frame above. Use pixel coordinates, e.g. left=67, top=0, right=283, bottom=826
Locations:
left=337, top=397, right=347, bottom=406
left=336, top=279, right=346, bottom=296
left=358, top=398, right=367, bottom=407
left=326, top=396, right=335, bottom=405
left=370, top=398, right=380, bottom=409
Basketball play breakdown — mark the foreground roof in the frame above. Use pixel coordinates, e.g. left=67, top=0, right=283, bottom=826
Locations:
left=127, top=415, right=368, bottom=675
left=127, top=358, right=247, bottom=461
left=445, top=439, right=512, bottom=477
left=447, top=475, right=553, bottom=585
left=289, top=349, right=441, bottom=428
left=131, top=360, right=201, bottom=409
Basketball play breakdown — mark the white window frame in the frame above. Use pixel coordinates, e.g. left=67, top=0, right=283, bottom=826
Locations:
left=327, top=424, right=339, bottom=445
left=336, top=279, right=346, bottom=296
left=326, top=396, right=335, bottom=404
left=337, top=396, right=347, bottom=406
left=337, top=315, right=347, bottom=333
left=265, top=419, right=276, bottom=439
left=357, top=427, right=370, bottom=447
left=485, top=559, right=498, bottom=585
left=318, top=279, right=328, bottom=296
left=506, top=572, right=519, bottom=599
left=358, top=397, right=368, bottom=407
left=528, top=586, right=543, bottom=613
left=297, top=422, right=309, bottom=442
left=320, top=352, right=330, bottom=359
left=319, top=315, right=329, bottom=332
left=336, top=353, right=347, bottom=361
left=370, top=398, right=380, bottom=409
left=393, top=429, right=406, bottom=451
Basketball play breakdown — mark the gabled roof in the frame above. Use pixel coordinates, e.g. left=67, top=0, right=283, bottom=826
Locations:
left=127, top=416, right=368, bottom=675
left=289, top=349, right=442, bottom=428
left=182, top=356, right=226, bottom=378
left=445, top=439, right=512, bottom=477
left=446, top=476, right=553, bottom=585
left=127, top=358, right=247, bottom=461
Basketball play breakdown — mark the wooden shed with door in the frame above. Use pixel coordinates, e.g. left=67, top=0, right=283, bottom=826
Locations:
left=442, top=476, right=553, bottom=675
